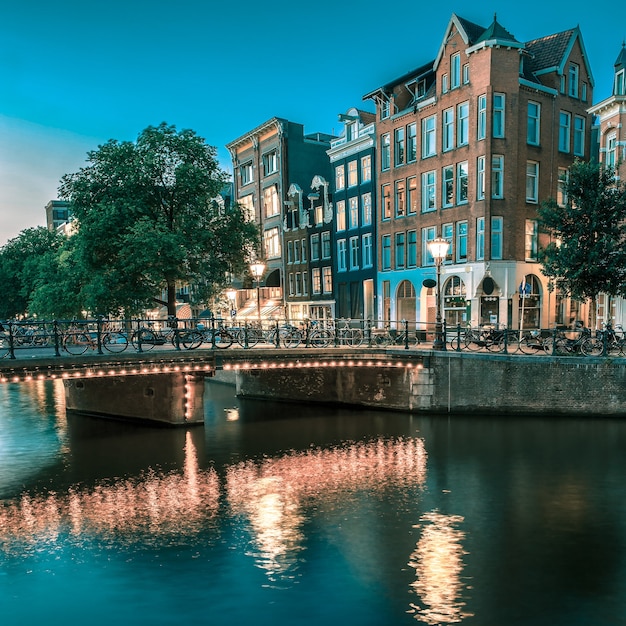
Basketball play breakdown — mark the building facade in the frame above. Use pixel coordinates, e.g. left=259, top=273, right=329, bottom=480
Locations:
left=328, top=108, right=377, bottom=321
left=226, top=118, right=334, bottom=321
left=363, top=13, right=594, bottom=331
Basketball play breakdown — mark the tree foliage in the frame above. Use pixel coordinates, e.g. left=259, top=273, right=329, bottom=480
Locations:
left=57, top=122, right=258, bottom=317
left=0, top=227, right=66, bottom=318
left=538, top=160, right=626, bottom=315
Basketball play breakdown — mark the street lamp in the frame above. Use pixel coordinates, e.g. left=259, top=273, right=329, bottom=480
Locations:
left=250, top=261, right=266, bottom=324
left=428, top=238, right=450, bottom=350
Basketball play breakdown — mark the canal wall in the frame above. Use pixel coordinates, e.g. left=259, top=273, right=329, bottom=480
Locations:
left=234, top=352, right=626, bottom=416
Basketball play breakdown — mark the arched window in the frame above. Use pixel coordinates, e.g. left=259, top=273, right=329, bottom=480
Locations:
left=519, top=274, right=542, bottom=329
left=443, top=276, right=467, bottom=326
left=396, top=280, right=416, bottom=326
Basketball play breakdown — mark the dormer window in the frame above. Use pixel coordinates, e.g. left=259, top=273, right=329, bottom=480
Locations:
left=615, top=69, right=625, bottom=96
left=346, top=122, right=357, bottom=141
left=416, top=79, right=426, bottom=98
left=568, top=63, right=579, bottom=98
left=381, top=99, right=390, bottom=120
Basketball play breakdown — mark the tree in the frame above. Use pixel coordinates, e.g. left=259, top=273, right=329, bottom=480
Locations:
left=0, top=227, right=65, bottom=319
left=538, top=160, right=626, bottom=325
left=59, top=123, right=258, bottom=317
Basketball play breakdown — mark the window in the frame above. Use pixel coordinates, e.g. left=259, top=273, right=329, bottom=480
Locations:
left=491, top=217, right=503, bottom=260
left=560, top=74, right=566, bottom=94
left=381, top=99, right=390, bottom=119
left=295, top=273, right=302, bottom=296
left=264, top=227, right=281, bottom=258
left=382, top=234, right=391, bottom=270
left=302, top=271, right=308, bottom=296
left=349, top=236, right=360, bottom=270
left=337, top=239, right=348, bottom=272
left=262, top=151, right=277, bottom=175
left=443, top=223, right=453, bottom=262
left=394, top=180, right=406, bottom=217
left=525, top=219, right=538, bottom=260
left=422, top=226, right=436, bottom=266
left=395, top=232, right=405, bottom=269
left=526, top=161, right=539, bottom=203
left=442, top=74, right=449, bottom=93
left=557, top=167, right=569, bottom=207
left=451, top=52, right=461, bottom=89
left=607, top=133, right=617, bottom=169
left=422, top=171, right=436, bottom=212
left=346, top=122, right=357, bottom=141
left=362, top=233, right=373, bottom=268
left=615, top=69, right=625, bottom=96
left=477, top=94, right=486, bottom=140
left=457, top=102, right=469, bottom=146
left=582, top=82, right=588, bottom=101
left=559, top=111, right=571, bottom=152
left=394, top=128, right=405, bottom=166
left=407, top=177, right=417, bottom=214
left=288, top=273, right=294, bottom=296
left=493, top=93, right=505, bottom=138
left=240, top=162, right=253, bottom=185
left=311, top=233, right=320, bottom=261
left=263, top=185, right=280, bottom=217
left=407, top=230, right=417, bottom=267
left=349, top=197, right=359, bottom=229
left=443, top=108, right=454, bottom=152
left=456, top=221, right=467, bottom=262
left=477, top=156, right=485, bottom=200
left=456, top=162, right=468, bottom=204
left=287, top=240, right=294, bottom=264
left=381, top=133, right=391, bottom=170
left=336, top=200, right=346, bottom=231
left=463, top=63, right=470, bottom=84
left=312, top=268, right=321, bottom=294
left=443, top=166, right=454, bottom=208
left=336, top=165, right=345, bottom=190
left=321, top=232, right=331, bottom=259
left=239, top=194, right=255, bottom=222
left=492, top=155, right=504, bottom=199
left=362, top=193, right=372, bottom=225
left=301, top=238, right=307, bottom=262
left=527, top=102, right=540, bottom=145
left=476, top=217, right=485, bottom=260
left=422, top=115, right=436, bottom=158
left=294, top=239, right=300, bottom=263
left=361, top=155, right=372, bottom=182
left=382, top=184, right=391, bottom=219
left=407, top=123, right=417, bottom=162
left=568, top=63, right=579, bottom=98
left=348, top=160, right=358, bottom=187
left=574, top=116, right=585, bottom=157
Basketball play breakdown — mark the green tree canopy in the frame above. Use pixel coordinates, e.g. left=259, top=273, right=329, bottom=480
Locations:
left=0, top=227, right=65, bottom=319
left=538, top=160, right=626, bottom=323
left=58, top=122, right=258, bottom=317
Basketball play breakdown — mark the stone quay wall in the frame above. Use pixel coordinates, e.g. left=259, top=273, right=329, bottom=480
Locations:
left=234, top=352, right=626, bottom=417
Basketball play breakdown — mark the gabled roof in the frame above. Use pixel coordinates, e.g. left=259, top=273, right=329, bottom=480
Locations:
left=434, top=14, right=488, bottom=69
left=474, top=14, right=519, bottom=46
left=362, top=60, right=434, bottom=100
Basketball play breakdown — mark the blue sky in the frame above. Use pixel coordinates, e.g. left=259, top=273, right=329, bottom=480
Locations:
left=0, top=0, right=621, bottom=244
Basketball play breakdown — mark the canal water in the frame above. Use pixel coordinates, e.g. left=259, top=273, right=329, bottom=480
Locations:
left=1, top=380, right=626, bottom=626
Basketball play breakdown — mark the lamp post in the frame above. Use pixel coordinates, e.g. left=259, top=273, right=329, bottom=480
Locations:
left=226, top=289, right=237, bottom=320
left=428, top=238, right=450, bottom=350
left=250, top=261, right=266, bottom=324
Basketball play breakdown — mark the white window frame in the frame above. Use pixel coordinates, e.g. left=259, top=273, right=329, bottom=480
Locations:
left=348, top=160, right=358, bottom=187
left=477, top=156, right=486, bottom=200
left=456, top=221, right=468, bottom=262
left=381, top=133, right=391, bottom=170
left=407, top=123, right=417, bottom=162
left=443, top=108, right=454, bottom=152
left=525, top=219, right=538, bottom=261
left=526, top=161, right=539, bottom=203
left=457, top=102, right=469, bottom=146
left=442, top=166, right=454, bottom=208
left=337, top=239, right=347, bottom=272
left=456, top=161, right=468, bottom=205
left=559, top=111, right=571, bottom=153
left=361, top=155, right=372, bottom=182
left=573, top=116, right=585, bottom=157
left=422, top=170, right=436, bottom=212
left=262, top=150, right=278, bottom=176
left=362, top=192, right=372, bottom=225
left=335, top=165, right=345, bottom=190
left=395, top=231, right=405, bottom=269
left=336, top=200, right=346, bottom=231
left=349, top=196, right=359, bottom=229
left=362, top=233, right=373, bottom=268
left=382, top=234, right=391, bottom=271
left=422, top=115, right=436, bottom=158
left=492, top=155, right=504, bottom=199
left=477, top=94, right=486, bottom=140
left=476, top=216, right=485, bottom=260
left=422, top=226, right=437, bottom=266
left=493, top=93, right=505, bottom=138
left=491, top=216, right=503, bottom=260
left=451, top=52, right=461, bottom=89
left=527, top=101, right=541, bottom=146
left=394, top=127, right=405, bottom=166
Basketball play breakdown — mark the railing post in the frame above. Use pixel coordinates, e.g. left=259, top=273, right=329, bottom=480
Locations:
left=334, top=318, right=339, bottom=348
left=210, top=316, right=216, bottom=349
left=367, top=319, right=373, bottom=348
left=455, top=324, right=461, bottom=352
left=442, top=319, right=447, bottom=351
left=7, top=320, right=15, bottom=359
left=135, top=319, right=143, bottom=353
left=53, top=320, right=61, bottom=357
left=96, top=316, right=103, bottom=355
left=305, top=319, right=311, bottom=348
left=503, top=325, right=508, bottom=354
left=274, top=319, right=280, bottom=349
left=172, top=316, right=181, bottom=351
left=244, top=322, right=249, bottom=350
left=403, top=319, right=409, bottom=350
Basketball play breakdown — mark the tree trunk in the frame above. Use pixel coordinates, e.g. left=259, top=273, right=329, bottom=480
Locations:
left=167, top=279, right=177, bottom=317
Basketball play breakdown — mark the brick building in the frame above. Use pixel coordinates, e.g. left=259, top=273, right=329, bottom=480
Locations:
left=226, top=118, right=334, bottom=321
left=363, top=13, right=593, bottom=331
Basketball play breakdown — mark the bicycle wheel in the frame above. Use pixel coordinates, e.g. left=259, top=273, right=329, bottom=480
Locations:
left=372, top=333, right=390, bottom=346
left=518, top=335, right=541, bottom=355
left=282, top=330, right=302, bottom=348
left=180, top=330, right=203, bottom=350
left=553, top=338, right=572, bottom=356
left=0, top=335, right=9, bottom=358
left=607, top=339, right=622, bottom=357
left=102, top=332, right=128, bottom=353
left=463, top=330, right=482, bottom=351
left=581, top=337, right=603, bottom=357
left=214, top=330, right=233, bottom=349
left=310, top=329, right=332, bottom=348
left=64, top=332, right=90, bottom=355
left=236, top=328, right=261, bottom=348
left=343, top=328, right=363, bottom=347
left=131, top=329, right=156, bottom=351
left=486, top=336, right=505, bottom=352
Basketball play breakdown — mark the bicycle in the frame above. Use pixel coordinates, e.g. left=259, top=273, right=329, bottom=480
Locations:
left=333, top=319, right=364, bottom=347
left=371, top=323, right=421, bottom=348
left=131, top=320, right=200, bottom=351
left=63, top=323, right=129, bottom=355
left=550, top=326, right=601, bottom=356
left=516, top=330, right=552, bottom=355
left=449, top=324, right=505, bottom=352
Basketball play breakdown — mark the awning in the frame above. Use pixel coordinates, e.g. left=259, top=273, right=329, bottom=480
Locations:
left=176, top=304, right=192, bottom=319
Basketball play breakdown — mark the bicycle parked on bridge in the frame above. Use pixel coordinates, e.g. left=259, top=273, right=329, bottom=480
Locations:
left=63, top=323, right=129, bottom=355
left=371, top=322, right=422, bottom=348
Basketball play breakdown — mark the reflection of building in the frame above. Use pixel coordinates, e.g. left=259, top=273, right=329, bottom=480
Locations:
left=588, top=44, right=626, bottom=327
left=328, top=108, right=377, bottom=321
left=226, top=119, right=334, bottom=322
left=363, top=13, right=593, bottom=330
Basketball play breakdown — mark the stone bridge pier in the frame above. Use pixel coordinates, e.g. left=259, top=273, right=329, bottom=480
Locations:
left=64, top=372, right=207, bottom=426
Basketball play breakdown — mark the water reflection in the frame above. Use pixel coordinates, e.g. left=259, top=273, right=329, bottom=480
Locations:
left=408, top=510, right=472, bottom=624
left=226, top=437, right=427, bottom=584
